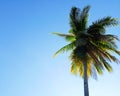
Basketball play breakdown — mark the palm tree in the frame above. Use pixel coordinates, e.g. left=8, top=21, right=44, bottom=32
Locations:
left=53, top=5, right=120, bottom=96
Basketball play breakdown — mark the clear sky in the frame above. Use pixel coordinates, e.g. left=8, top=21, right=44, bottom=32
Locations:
left=0, top=0, right=120, bottom=96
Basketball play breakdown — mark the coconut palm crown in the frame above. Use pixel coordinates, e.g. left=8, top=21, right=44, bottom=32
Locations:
left=53, top=5, right=120, bottom=96
left=53, top=5, right=120, bottom=77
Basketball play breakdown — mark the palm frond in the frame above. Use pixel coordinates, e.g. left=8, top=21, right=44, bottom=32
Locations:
left=93, top=16, right=119, bottom=27
left=52, top=32, right=75, bottom=42
left=88, top=24, right=105, bottom=34
left=88, top=41, right=120, bottom=64
left=88, top=17, right=119, bottom=35
left=104, top=34, right=120, bottom=41
left=69, top=5, right=90, bottom=35
left=53, top=42, right=75, bottom=57
left=87, top=49, right=103, bottom=66
left=71, top=62, right=78, bottom=74
left=92, top=40, right=120, bottom=56
left=99, top=57, right=113, bottom=72
left=94, top=34, right=119, bottom=46
left=103, top=52, right=120, bottom=63
left=79, top=5, right=90, bottom=31
left=52, top=32, right=73, bottom=37
left=94, top=63, right=103, bottom=75
left=69, top=7, right=80, bottom=34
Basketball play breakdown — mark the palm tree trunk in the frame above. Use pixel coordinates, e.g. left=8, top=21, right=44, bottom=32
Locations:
left=83, top=59, right=89, bottom=96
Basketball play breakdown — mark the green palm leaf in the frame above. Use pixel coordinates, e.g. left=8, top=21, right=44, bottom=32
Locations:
left=53, top=42, right=75, bottom=57
left=88, top=17, right=119, bottom=35
left=70, top=5, right=90, bottom=35
left=93, top=16, right=119, bottom=27
left=99, top=57, right=113, bottom=72
left=52, top=32, right=75, bottom=42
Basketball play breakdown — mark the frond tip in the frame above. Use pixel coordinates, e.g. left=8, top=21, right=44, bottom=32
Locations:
left=52, top=32, right=75, bottom=42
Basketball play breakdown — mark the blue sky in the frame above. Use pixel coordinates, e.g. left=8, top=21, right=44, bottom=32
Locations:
left=0, top=0, right=120, bottom=96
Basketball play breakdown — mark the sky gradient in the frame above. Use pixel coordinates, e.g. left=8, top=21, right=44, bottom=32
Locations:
left=0, top=0, right=120, bottom=96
